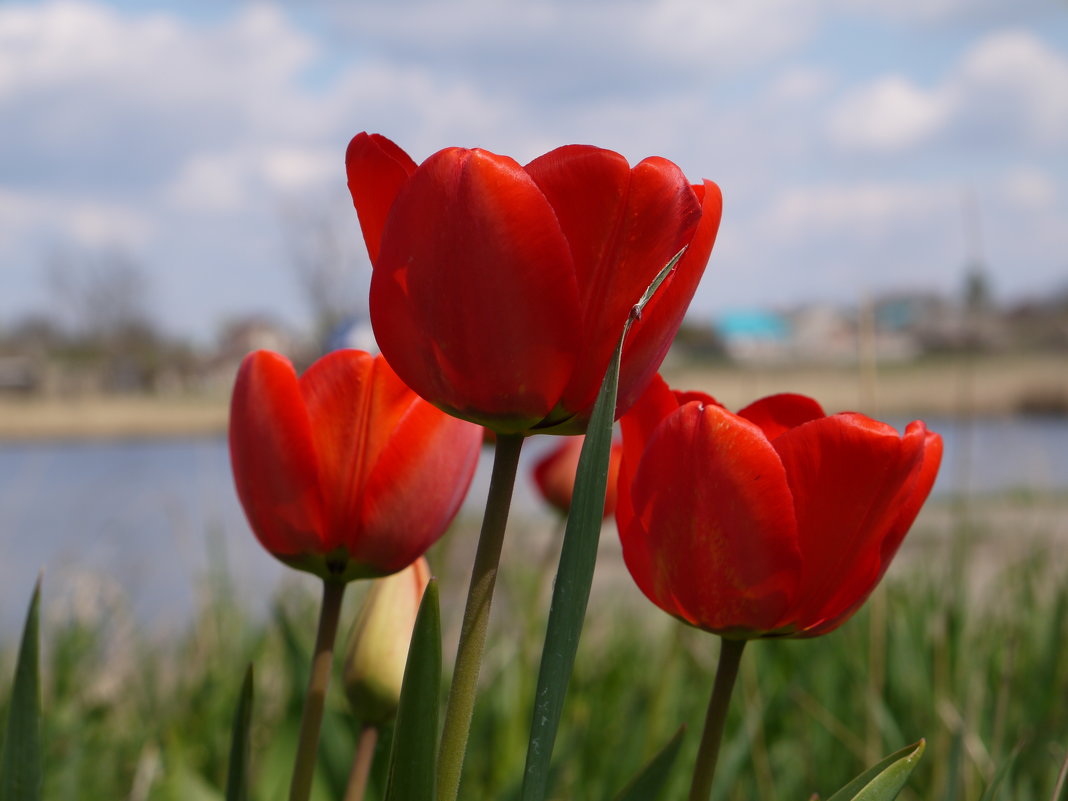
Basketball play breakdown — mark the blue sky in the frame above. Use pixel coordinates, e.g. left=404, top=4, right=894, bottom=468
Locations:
left=2, top=0, right=1067, bottom=343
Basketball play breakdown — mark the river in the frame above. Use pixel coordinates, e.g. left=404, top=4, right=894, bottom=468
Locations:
left=1, top=415, right=1066, bottom=636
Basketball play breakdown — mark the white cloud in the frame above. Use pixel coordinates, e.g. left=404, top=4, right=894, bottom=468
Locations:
left=954, top=30, right=1068, bottom=148
left=0, top=186, right=153, bottom=248
left=824, top=0, right=1054, bottom=27
left=0, top=1, right=329, bottom=195
left=825, top=29, right=1068, bottom=155
left=322, top=0, right=815, bottom=100
left=763, top=181, right=955, bottom=239
left=261, top=148, right=339, bottom=192
left=766, top=66, right=835, bottom=105
left=828, top=76, right=948, bottom=152
left=1002, top=167, right=1058, bottom=210
left=165, top=152, right=250, bottom=212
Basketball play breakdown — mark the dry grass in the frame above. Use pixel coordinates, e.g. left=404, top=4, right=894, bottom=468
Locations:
left=0, top=394, right=229, bottom=440
left=0, top=352, right=1064, bottom=440
left=664, top=352, right=1068, bottom=418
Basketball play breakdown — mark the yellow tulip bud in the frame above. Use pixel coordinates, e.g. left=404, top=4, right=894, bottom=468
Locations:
left=342, top=557, right=431, bottom=726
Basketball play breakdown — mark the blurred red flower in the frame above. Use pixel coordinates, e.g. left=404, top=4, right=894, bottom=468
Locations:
left=617, top=376, right=942, bottom=638
left=346, top=132, right=722, bottom=435
left=229, top=349, right=481, bottom=582
left=532, top=436, right=622, bottom=518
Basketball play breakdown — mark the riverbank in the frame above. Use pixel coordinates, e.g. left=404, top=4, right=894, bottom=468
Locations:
left=663, top=351, right=1067, bottom=418
left=0, top=394, right=229, bottom=441
left=0, top=352, right=1064, bottom=440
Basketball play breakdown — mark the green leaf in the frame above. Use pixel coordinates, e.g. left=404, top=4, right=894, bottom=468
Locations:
left=520, top=250, right=686, bottom=801
left=609, top=726, right=686, bottom=801
left=1, top=578, right=42, bottom=801
left=825, top=739, right=926, bottom=801
left=976, top=746, right=1018, bottom=801
left=384, top=580, right=441, bottom=801
left=225, top=665, right=255, bottom=801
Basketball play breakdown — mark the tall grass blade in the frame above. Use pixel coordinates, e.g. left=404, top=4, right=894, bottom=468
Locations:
left=520, top=250, right=685, bottom=801
left=1052, top=747, right=1068, bottom=801
left=225, top=665, right=255, bottom=801
left=976, top=747, right=1017, bottom=801
left=0, top=579, right=42, bottom=801
left=609, top=726, right=686, bottom=801
left=824, top=740, right=925, bottom=801
left=385, top=580, right=441, bottom=801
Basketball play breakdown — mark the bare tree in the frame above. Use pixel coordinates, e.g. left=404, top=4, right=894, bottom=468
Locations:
left=46, top=246, right=152, bottom=343
left=44, top=245, right=167, bottom=391
left=279, top=194, right=369, bottom=352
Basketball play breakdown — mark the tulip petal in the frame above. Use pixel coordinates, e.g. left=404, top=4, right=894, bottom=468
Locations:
left=346, top=132, right=418, bottom=264
left=737, top=393, right=826, bottom=441
left=617, top=375, right=682, bottom=542
left=623, top=402, right=801, bottom=633
left=534, top=436, right=622, bottom=517
left=297, top=350, right=408, bottom=556
left=884, top=426, right=943, bottom=562
left=229, top=351, right=325, bottom=557
left=616, top=180, right=723, bottom=417
left=371, top=147, right=581, bottom=432
left=773, top=413, right=927, bottom=631
left=525, top=148, right=706, bottom=419
left=357, top=400, right=482, bottom=574
left=804, top=425, right=944, bottom=636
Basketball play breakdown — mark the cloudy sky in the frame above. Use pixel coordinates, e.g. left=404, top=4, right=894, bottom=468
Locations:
left=2, top=0, right=1067, bottom=343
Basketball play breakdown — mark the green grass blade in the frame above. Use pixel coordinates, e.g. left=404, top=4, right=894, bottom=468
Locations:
left=824, top=739, right=925, bottom=801
left=977, top=747, right=1018, bottom=801
left=1, top=579, right=42, bottom=801
left=520, top=250, right=685, bottom=801
left=609, top=726, right=686, bottom=801
left=385, top=580, right=441, bottom=801
left=225, top=665, right=255, bottom=801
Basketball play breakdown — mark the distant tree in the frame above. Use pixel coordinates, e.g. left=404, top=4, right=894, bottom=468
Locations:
left=280, top=196, right=368, bottom=353
left=42, top=245, right=175, bottom=391
left=46, top=246, right=153, bottom=344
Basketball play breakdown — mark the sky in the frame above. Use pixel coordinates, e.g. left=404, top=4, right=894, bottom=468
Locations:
left=2, top=0, right=1067, bottom=344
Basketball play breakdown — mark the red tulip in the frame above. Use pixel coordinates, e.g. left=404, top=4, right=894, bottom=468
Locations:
left=346, top=132, right=722, bottom=435
left=229, top=349, right=481, bottom=582
left=617, top=376, right=942, bottom=638
left=532, top=436, right=622, bottom=518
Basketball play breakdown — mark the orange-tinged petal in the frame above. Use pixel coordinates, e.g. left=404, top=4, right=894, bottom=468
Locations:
left=370, top=146, right=582, bottom=432
left=346, top=132, right=417, bottom=264
left=357, top=400, right=482, bottom=573
left=626, top=402, right=801, bottom=633
left=229, top=351, right=325, bottom=557
left=298, top=350, right=414, bottom=553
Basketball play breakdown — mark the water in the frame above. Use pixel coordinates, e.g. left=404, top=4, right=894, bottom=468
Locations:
left=1, top=415, right=1066, bottom=636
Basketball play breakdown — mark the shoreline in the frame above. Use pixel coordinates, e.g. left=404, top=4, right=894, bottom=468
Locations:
left=0, top=353, right=1065, bottom=441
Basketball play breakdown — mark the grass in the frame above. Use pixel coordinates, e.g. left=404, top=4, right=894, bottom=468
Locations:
left=1, top=495, right=1066, bottom=800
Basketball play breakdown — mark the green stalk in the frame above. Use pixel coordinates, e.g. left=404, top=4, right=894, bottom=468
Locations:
left=436, top=433, right=525, bottom=801
left=290, top=579, right=347, bottom=801
left=688, top=638, right=747, bottom=801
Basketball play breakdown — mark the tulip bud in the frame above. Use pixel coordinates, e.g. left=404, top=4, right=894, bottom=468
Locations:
left=533, top=436, right=622, bottom=518
left=342, top=557, right=431, bottom=725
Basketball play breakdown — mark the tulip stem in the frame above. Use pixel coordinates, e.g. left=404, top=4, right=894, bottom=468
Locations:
left=688, top=637, right=747, bottom=801
left=437, top=433, right=525, bottom=801
left=290, top=579, right=347, bottom=801
left=343, top=725, right=379, bottom=801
